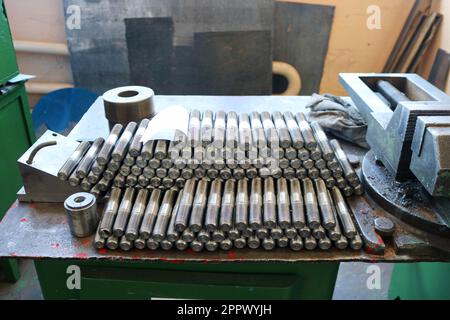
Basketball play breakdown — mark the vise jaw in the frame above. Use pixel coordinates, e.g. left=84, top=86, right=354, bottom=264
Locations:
left=339, top=73, right=450, bottom=197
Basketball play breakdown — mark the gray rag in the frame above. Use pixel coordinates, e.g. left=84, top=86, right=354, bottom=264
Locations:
left=306, top=93, right=369, bottom=149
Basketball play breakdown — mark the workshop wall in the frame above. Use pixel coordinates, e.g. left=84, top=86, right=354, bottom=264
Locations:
left=419, top=0, right=450, bottom=94
left=3, top=0, right=439, bottom=105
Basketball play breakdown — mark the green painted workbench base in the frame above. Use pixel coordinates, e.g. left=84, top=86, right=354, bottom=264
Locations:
left=34, top=259, right=339, bottom=300
left=389, top=263, right=450, bottom=300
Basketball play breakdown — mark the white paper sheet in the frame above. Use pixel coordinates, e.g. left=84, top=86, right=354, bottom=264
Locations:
left=140, top=105, right=189, bottom=142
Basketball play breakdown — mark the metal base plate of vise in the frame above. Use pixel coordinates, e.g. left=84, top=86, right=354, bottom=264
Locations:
left=362, top=150, right=450, bottom=238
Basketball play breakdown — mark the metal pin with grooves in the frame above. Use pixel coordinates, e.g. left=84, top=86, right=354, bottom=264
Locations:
left=220, top=239, right=232, bottom=251
left=68, top=170, right=80, bottom=187
left=188, top=109, right=201, bottom=147
left=329, top=139, right=359, bottom=183
left=139, top=189, right=162, bottom=239
left=134, top=237, right=146, bottom=250
left=80, top=178, right=92, bottom=191
left=166, top=189, right=183, bottom=242
left=260, top=111, right=279, bottom=148
left=76, top=137, right=105, bottom=179
left=112, top=187, right=136, bottom=237
left=141, top=140, right=155, bottom=160
left=201, top=110, right=213, bottom=147
left=234, top=237, right=246, bottom=249
left=113, top=174, right=125, bottom=188
left=146, top=238, right=159, bottom=250
left=191, top=239, right=204, bottom=252
left=283, top=111, right=304, bottom=149
left=238, top=113, right=252, bottom=151
left=125, top=188, right=149, bottom=241
left=249, top=178, right=263, bottom=230
left=175, top=179, right=197, bottom=232
left=226, top=111, right=239, bottom=148
left=270, top=226, right=283, bottom=240
left=310, top=122, right=334, bottom=161
left=250, top=111, right=266, bottom=149
left=189, top=179, right=209, bottom=232
left=112, top=121, right=137, bottom=162
left=205, top=240, right=218, bottom=252
left=327, top=191, right=342, bottom=242
left=106, top=235, right=119, bottom=250
left=312, top=225, right=326, bottom=239
left=331, top=187, right=357, bottom=238
left=290, top=236, right=304, bottom=251
left=219, top=179, right=236, bottom=232
left=93, top=224, right=106, bottom=249
left=350, top=234, right=363, bottom=250
left=318, top=235, right=332, bottom=250
left=129, top=118, right=150, bottom=157
left=289, top=179, right=306, bottom=229
left=235, top=178, right=249, bottom=231
left=96, top=124, right=123, bottom=165
left=277, top=236, right=289, bottom=248
left=314, top=178, right=336, bottom=230
left=58, top=141, right=91, bottom=180
left=277, top=178, right=291, bottom=228
left=154, top=140, right=168, bottom=160
left=293, top=112, right=315, bottom=150
left=263, top=177, right=277, bottom=229
left=262, top=237, right=276, bottom=250
left=98, top=188, right=122, bottom=239
left=213, top=110, right=226, bottom=148
left=302, top=178, right=321, bottom=229
left=119, top=236, right=133, bottom=251
left=270, top=111, right=289, bottom=148
left=205, top=179, right=222, bottom=231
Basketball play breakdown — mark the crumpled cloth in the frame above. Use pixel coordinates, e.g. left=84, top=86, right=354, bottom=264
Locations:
left=305, top=93, right=369, bottom=149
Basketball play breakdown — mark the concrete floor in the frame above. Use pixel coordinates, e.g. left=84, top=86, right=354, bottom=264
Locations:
left=0, top=259, right=393, bottom=300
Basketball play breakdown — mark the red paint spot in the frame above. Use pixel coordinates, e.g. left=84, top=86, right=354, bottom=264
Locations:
left=97, top=248, right=108, bottom=254
left=160, top=257, right=185, bottom=264
left=10, top=252, right=17, bottom=257
left=227, top=250, right=236, bottom=259
left=185, top=248, right=194, bottom=255
left=75, top=252, right=88, bottom=259
left=20, top=218, right=28, bottom=223
left=51, top=243, right=60, bottom=249
left=29, top=202, right=38, bottom=209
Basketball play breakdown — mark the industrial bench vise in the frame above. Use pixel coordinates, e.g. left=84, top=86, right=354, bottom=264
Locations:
left=340, top=73, right=450, bottom=239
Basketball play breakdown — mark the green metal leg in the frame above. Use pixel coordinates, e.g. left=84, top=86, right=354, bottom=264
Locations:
left=34, top=259, right=339, bottom=300
left=0, top=259, right=20, bottom=283
left=389, top=263, right=450, bottom=300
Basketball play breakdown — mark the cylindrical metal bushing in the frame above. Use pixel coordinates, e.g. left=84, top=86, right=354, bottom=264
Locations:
left=64, top=192, right=98, bottom=237
left=103, top=86, right=155, bottom=128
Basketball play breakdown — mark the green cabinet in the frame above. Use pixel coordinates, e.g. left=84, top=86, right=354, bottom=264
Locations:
left=0, top=0, right=19, bottom=85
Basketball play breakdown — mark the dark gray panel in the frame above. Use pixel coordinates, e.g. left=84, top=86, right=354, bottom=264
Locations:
left=273, top=2, right=334, bottom=95
left=64, top=0, right=273, bottom=94
left=194, top=31, right=272, bottom=95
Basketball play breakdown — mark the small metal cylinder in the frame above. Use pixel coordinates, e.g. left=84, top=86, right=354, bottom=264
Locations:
left=302, top=178, right=321, bottom=229
left=298, top=226, right=311, bottom=238
left=106, top=235, right=119, bottom=250
left=330, top=139, right=358, bottom=183
left=235, top=178, right=249, bottom=231
left=219, top=179, right=236, bottom=232
left=111, top=122, right=137, bottom=162
left=201, top=110, right=214, bottom=147
left=96, top=124, right=123, bottom=166
left=139, top=188, right=162, bottom=239
left=205, top=240, right=218, bottom=252
left=283, top=111, right=304, bottom=149
left=161, top=239, right=173, bottom=251
left=270, top=226, right=283, bottom=240
left=263, top=177, right=277, bottom=229
left=181, top=228, right=195, bottom=242
left=98, top=187, right=122, bottom=238
left=314, top=178, right=336, bottom=230
left=312, top=225, right=326, bottom=240
left=189, top=179, right=209, bottom=232
left=331, top=187, right=357, bottom=238
left=166, top=189, right=182, bottom=242
left=250, top=111, right=267, bottom=149
left=289, top=179, right=306, bottom=229
left=318, top=235, right=332, bottom=250
left=295, top=112, right=317, bottom=151
left=350, top=234, right=363, bottom=250
left=154, top=140, right=168, bottom=160
left=290, top=236, right=304, bottom=251
left=277, top=236, right=289, bottom=248
left=234, top=237, right=247, bottom=249
left=226, top=111, right=239, bottom=148
left=310, top=122, right=334, bottom=161
left=174, top=239, right=188, bottom=251
left=277, top=178, right=291, bottom=228
left=205, top=179, right=223, bottom=231
left=191, top=239, right=204, bottom=252
left=141, top=140, right=155, bottom=160
left=238, top=113, right=253, bottom=150
left=58, top=141, right=91, bottom=180
left=93, top=224, right=105, bottom=249
left=304, top=235, right=317, bottom=250
left=134, top=236, right=147, bottom=250
left=272, top=111, right=291, bottom=148
left=146, top=238, right=159, bottom=250
left=175, top=179, right=197, bottom=232
left=249, top=178, right=263, bottom=230
left=129, top=118, right=150, bottom=157
left=76, top=137, right=105, bottom=179
left=112, top=187, right=136, bottom=237
left=260, top=111, right=279, bottom=148
left=188, top=110, right=201, bottom=147
left=220, top=239, right=233, bottom=251
left=256, top=227, right=269, bottom=239
left=119, top=236, right=133, bottom=251
left=64, top=192, right=98, bottom=237
left=248, top=235, right=261, bottom=249
left=125, top=188, right=149, bottom=241
left=213, top=110, right=226, bottom=148
left=262, top=237, right=276, bottom=250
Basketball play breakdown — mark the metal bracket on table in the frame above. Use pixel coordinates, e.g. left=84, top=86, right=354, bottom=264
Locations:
left=17, top=130, right=83, bottom=203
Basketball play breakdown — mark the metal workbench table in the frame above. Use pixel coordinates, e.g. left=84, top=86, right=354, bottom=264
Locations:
left=0, top=95, right=448, bottom=299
